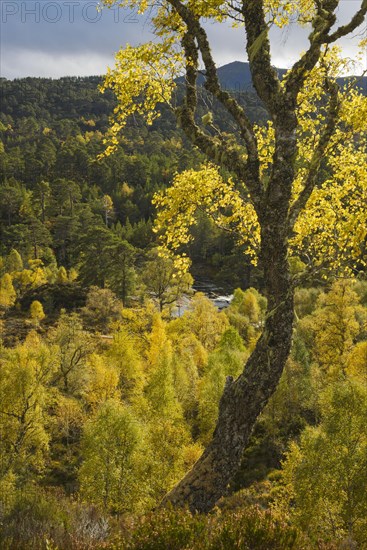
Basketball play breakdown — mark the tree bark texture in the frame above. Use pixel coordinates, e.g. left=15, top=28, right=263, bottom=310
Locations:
left=159, top=0, right=367, bottom=516
left=163, top=194, right=294, bottom=513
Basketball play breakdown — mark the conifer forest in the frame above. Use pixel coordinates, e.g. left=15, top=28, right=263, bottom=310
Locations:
left=0, top=1, right=367, bottom=548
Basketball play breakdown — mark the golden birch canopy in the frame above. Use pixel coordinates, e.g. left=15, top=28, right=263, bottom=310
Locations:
left=99, top=0, right=367, bottom=279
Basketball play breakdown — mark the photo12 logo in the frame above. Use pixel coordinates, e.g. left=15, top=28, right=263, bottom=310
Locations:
left=1, top=1, right=141, bottom=24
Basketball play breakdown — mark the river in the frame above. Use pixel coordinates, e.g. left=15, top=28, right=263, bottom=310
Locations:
left=173, top=279, right=234, bottom=317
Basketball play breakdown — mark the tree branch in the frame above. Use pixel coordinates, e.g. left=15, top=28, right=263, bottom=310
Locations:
left=285, top=1, right=366, bottom=100
left=241, top=0, right=283, bottom=113
left=284, top=1, right=339, bottom=99
left=326, top=0, right=367, bottom=43
left=177, top=30, right=263, bottom=212
left=288, top=77, right=340, bottom=231
left=167, top=0, right=263, bottom=206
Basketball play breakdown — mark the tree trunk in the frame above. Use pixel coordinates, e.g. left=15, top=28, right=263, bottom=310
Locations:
left=163, top=223, right=294, bottom=513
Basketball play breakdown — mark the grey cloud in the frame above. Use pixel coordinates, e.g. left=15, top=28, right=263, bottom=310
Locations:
left=1, top=47, right=115, bottom=78
left=1, top=2, right=153, bottom=53
left=206, top=2, right=365, bottom=72
left=0, top=1, right=155, bottom=77
left=0, top=0, right=365, bottom=79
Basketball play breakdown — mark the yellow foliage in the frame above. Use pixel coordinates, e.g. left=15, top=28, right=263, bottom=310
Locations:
left=153, top=165, right=260, bottom=266
left=99, top=39, right=182, bottom=156
left=299, top=280, right=366, bottom=382
left=152, top=55, right=367, bottom=276
left=346, top=341, right=367, bottom=384
left=0, top=332, right=57, bottom=478
left=83, top=354, right=119, bottom=410
left=183, top=293, right=229, bottom=352
left=0, top=273, right=16, bottom=309
left=30, top=300, right=46, bottom=323
left=16, top=259, right=48, bottom=291
left=98, top=3, right=367, bottom=279
left=50, top=395, right=85, bottom=443
left=108, top=327, right=145, bottom=400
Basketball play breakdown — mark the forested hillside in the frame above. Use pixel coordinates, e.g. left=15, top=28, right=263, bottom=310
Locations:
left=1, top=57, right=367, bottom=549
left=0, top=72, right=269, bottom=294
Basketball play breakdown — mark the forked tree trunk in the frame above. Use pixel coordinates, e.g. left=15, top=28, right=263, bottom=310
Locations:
left=157, top=0, right=366, bottom=515
left=163, top=220, right=294, bottom=513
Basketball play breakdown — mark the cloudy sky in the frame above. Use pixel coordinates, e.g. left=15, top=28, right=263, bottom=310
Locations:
left=0, top=1, right=366, bottom=79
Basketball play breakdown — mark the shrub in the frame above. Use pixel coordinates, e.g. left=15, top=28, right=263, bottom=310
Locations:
left=119, top=508, right=207, bottom=550
left=0, top=487, right=110, bottom=550
left=111, top=506, right=303, bottom=550
left=208, top=507, right=301, bottom=550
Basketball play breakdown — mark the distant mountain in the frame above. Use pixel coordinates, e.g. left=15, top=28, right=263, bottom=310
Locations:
left=214, top=61, right=285, bottom=92
left=192, top=60, right=367, bottom=96
left=179, top=61, right=283, bottom=92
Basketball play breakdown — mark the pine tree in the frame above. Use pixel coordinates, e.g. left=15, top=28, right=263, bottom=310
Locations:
left=5, top=248, right=23, bottom=273
left=56, top=266, right=68, bottom=283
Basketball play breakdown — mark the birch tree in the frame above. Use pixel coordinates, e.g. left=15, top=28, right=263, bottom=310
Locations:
left=99, top=0, right=367, bottom=512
